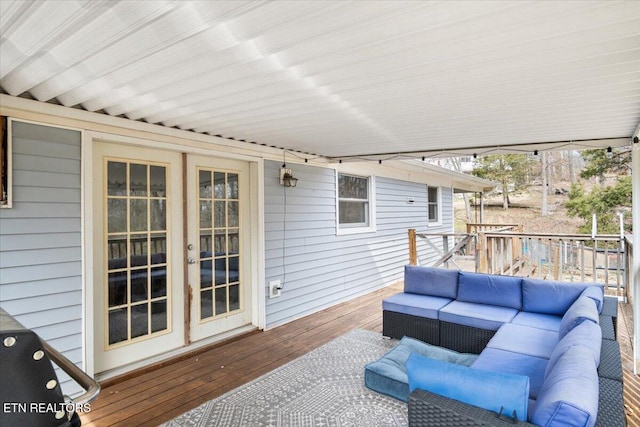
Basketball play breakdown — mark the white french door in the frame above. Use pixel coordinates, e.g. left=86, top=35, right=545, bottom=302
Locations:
left=92, top=143, right=254, bottom=373
left=93, top=142, right=185, bottom=373
left=187, top=155, right=252, bottom=342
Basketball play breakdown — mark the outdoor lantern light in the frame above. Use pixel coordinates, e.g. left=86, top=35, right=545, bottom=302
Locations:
left=280, top=168, right=298, bottom=187
left=283, top=172, right=298, bottom=187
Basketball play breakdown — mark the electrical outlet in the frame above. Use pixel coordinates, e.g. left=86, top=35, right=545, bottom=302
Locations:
left=269, top=280, right=282, bottom=298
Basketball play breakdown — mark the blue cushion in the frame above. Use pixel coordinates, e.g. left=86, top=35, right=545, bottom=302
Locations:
left=364, top=345, right=413, bottom=402
left=471, top=347, right=548, bottom=399
left=439, top=301, right=518, bottom=331
left=522, top=278, right=591, bottom=315
left=364, top=336, right=478, bottom=402
left=406, top=353, right=530, bottom=422
left=404, top=265, right=458, bottom=298
left=457, top=271, right=522, bottom=310
left=510, top=311, right=561, bottom=331
left=487, top=323, right=558, bottom=359
left=581, top=285, right=604, bottom=313
left=382, top=292, right=452, bottom=320
left=545, top=320, right=602, bottom=379
left=559, top=296, right=599, bottom=339
left=532, top=346, right=599, bottom=427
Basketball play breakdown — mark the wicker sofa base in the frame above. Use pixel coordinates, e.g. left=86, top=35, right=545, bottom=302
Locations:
left=382, top=310, right=440, bottom=345
left=408, top=389, right=536, bottom=426
left=439, top=321, right=497, bottom=354
left=383, top=311, right=500, bottom=355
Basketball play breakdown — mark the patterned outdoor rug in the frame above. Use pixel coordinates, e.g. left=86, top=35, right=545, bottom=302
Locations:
left=161, top=329, right=407, bottom=426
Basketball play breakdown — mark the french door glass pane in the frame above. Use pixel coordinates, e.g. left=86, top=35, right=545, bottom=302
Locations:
left=150, top=166, right=166, bottom=197
left=198, top=167, right=242, bottom=321
left=215, top=287, right=227, bottom=315
left=227, top=174, right=238, bottom=198
left=108, top=309, right=127, bottom=345
left=106, top=160, right=170, bottom=346
left=107, top=199, right=126, bottom=233
left=151, top=301, right=167, bottom=333
left=129, top=164, right=147, bottom=196
left=131, top=304, right=148, bottom=338
left=107, top=162, right=126, bottom=196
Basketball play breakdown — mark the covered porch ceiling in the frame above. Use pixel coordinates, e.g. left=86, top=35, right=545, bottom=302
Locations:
left=1, top=0, right=639, bottom=162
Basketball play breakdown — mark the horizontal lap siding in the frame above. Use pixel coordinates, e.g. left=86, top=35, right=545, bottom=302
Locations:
left=0, top=121, right=83, bottom=396
left=264, top=161, right=453, bottom=327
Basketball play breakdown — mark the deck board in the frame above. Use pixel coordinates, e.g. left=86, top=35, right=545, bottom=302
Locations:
left=619, top=299, right=639, bottom=427
left=80, top=283, right=639, bottom=426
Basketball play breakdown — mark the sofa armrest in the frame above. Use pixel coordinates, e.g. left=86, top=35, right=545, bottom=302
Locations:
left=408, top=389, right=537, bottom=427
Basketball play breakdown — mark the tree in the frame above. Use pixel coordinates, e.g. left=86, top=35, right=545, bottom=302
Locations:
left=565, top=177, right=632, bottom=234
left=565, top=147, right=632, bottom=234
left=579, top=148, right=631, bottom=180
left=471, top=154, right=534, bottom=209
left=541, top=152, right=548, bottom=216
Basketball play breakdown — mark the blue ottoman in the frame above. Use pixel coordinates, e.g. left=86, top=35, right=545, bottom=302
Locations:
left=364, top=336, right=478, bottom=402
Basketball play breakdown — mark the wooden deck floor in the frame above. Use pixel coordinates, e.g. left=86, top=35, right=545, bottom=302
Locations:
left=81, top=282, right=639, bottom=426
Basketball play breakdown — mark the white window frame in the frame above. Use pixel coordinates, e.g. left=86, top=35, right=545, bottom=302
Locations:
left=427, top=185, right=442, bottom=226
left=1, top=117, right=13, bottom=208
left=336, top=172, right=376, bottom=235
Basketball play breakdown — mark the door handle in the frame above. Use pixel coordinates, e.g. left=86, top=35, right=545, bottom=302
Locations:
left=187, top=257, right=196, bottom=265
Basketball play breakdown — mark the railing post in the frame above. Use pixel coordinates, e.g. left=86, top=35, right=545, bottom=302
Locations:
left=513, top=225, right=523, bottom=265
left=442, top=235, right=449, bottom=268
left=625, top=236, right=632, bottom=303
left=408, top=228, right=417, bottom=265
left=553, top=244, right=560, bottom=280
left=477, top=231, right=488, bottom=273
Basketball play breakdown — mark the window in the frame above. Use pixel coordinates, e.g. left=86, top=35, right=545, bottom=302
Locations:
left=427, top=186, right=440, bottom=224
left=337, top=173, right=375, bottom=233
left=1, top=116, right=11, bottom=208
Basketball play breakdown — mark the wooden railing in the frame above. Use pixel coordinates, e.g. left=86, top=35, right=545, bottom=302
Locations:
left=478, top=232, right=627, bottom=296
left=466, top=223, right=522, bottom=234
left=408, top=226, right=629, bottom=297
left=624, top=234, right=634, bottom=304
left=408, top=229, right=477, bottom=270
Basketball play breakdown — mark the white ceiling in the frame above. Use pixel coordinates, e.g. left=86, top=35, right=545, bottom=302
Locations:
left=1, top=0, right=639, bottom=161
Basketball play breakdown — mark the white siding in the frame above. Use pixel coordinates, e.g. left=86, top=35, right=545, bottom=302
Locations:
left=0, top=121, right=83, bottom=396
left=264, top=161, right=453, bottom=327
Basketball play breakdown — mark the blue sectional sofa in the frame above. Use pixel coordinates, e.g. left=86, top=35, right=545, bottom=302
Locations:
left=366, top=265, right=625, bottom=427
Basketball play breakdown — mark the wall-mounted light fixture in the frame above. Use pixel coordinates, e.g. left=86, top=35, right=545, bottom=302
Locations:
left=280, top=168, right=298, bottom=187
